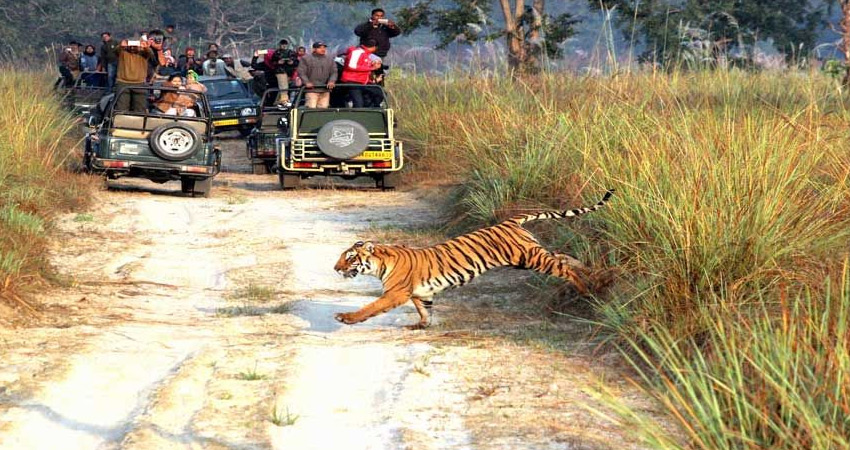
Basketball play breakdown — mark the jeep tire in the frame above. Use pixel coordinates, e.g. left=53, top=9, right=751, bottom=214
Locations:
left=149, top=123, right=201, bottom=161
left=279, top=172, right=301, bottom=190
left=252, top=163, right=270, bottom=175
left=180, top=177, right=195, bottom=194
left=316, top=119, right=370, bottom=159
left=193, top=177, right=213, bottom=198
left=377, top=172, right=400, bottom=191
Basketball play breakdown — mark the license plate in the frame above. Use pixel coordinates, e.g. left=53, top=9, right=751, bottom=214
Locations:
left=214, top=119, right=240, bottom=126
left=119, top=143, right=141, bottom=155
left=358, top=151, right=392, bottom=159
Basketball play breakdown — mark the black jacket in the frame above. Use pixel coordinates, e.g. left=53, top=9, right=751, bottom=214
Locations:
left=354, top=22, right=401, bottom=57
left=99, top=40, right=121, bottom=65
left=270, top=48, right=298, bottom=76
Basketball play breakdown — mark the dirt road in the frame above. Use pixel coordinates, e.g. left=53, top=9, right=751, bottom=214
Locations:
left=0, top=138, right=648, bottom=449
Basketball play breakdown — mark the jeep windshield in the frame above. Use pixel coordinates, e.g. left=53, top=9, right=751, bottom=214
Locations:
left=204, top=79, right=252, bottom=100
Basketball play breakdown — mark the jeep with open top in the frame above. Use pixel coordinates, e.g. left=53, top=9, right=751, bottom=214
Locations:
left=246, top=88, right=291, bottom=174
left=83, top=85, right=221, bottom=197
left=277, top=83, right=403, bottom=190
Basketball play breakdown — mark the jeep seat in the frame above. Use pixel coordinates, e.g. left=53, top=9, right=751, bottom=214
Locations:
left=110, top=113, right=208, bottom=139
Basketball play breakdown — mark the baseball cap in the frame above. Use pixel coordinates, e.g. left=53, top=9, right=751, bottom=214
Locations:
left=312, top=41, right=327, bottom=48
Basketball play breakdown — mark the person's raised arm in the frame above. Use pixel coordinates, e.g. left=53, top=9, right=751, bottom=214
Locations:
left=386, top=21, right=401, bottom=37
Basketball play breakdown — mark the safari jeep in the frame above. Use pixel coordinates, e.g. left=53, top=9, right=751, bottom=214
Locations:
left=198, top=76, right=259, bottom=137
left=83, top=85, right=221, bottom=197
left=278, top=84, right=403, bottom=190
left=246, top=88, right=291, bottom=175
left=60, top=71, right=109, bottom=121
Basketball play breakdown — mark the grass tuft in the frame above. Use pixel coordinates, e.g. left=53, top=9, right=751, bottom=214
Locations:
left=0, top=68, right=92, bottom=300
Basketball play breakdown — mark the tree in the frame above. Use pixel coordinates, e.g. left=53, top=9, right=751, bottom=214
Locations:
left=395, top=0, right=577, bottom=73
left=590, top=0, right=826, bottom=65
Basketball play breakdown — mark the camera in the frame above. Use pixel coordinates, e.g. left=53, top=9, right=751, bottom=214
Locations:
left=377, top=18, right=389, bottom=24
left=127, top=40, right=141, bottom=47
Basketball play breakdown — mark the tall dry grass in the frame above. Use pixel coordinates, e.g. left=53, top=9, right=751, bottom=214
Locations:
left=0, top=69, right=91, bottom=299
left=391, top=70, right=850, bottom=448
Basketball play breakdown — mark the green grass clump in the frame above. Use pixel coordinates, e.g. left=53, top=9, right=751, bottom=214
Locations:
left=391, top=70, right=850, bottom=447
left=591, top=264, right=850, bottom=449
left=0, top=69, right=91, bottom=297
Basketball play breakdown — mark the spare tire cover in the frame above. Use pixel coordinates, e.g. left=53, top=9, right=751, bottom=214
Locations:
left=316, top=119, right=370, bottom=159
left=149, top=122, right=201, bottom=161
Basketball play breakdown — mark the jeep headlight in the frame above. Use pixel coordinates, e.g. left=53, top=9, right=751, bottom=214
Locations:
left=241, top=107, right=257, bottom=116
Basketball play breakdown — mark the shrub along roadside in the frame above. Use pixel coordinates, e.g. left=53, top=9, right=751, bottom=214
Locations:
left=391, top=70, right=850, bottom=448
left=0, top=69, right=92, bottom=305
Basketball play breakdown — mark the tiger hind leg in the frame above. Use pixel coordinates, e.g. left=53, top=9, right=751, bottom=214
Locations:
left=406, top=297, right=432, bottom=330
left=525, top=249, right=589, bottom=294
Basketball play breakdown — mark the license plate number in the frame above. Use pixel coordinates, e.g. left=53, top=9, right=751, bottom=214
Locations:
left=359, top=151, right=392, bottom=159
left=214, top=119, right=240, bottom=126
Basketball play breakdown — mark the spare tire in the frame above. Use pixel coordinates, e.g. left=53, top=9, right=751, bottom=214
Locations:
left=316, top=120, right=370, bottom=159
left=149, top=123, right=201, bottom=161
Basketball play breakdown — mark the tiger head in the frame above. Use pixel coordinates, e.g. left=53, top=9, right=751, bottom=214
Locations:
left=334, top=241, right=379, bottom=279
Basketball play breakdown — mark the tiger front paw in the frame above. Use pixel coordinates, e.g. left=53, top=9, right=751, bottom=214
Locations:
left=334, top=312, right=360, bottom=325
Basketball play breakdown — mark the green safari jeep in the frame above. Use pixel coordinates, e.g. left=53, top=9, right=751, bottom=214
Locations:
left=277, top=84, right=403, bottom=190
left=83, top=85, right=221, bottom=197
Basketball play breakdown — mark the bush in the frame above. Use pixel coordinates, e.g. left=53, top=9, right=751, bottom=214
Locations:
left=0, top=69, right=91, bottom=298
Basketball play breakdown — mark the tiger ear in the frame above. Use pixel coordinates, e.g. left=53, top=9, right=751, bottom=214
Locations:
left=363, top=241, right=375, bottom=253
left=353, top=241, right=365, bottom=248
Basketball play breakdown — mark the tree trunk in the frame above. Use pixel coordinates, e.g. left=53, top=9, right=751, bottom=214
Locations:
left=841, top=1, right=850, bottom=86
left=498, top=0, right=525, bottom=73
left=524, top=0, right=545, bottom=73
left=497, top=0, right=547, bottom=74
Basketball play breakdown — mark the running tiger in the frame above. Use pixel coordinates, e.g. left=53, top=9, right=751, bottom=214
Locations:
left=333, top=190, right=614, bottom=329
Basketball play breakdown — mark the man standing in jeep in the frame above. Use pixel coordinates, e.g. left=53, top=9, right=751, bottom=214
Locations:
left=115, top=40, right=153, bottom=112
left=98, top=32, right=120, bottom=91
left=341, top=39, right=382, bottom=108
left=354, top=8, right=401, bottom=59
left=300, top=42, right=337, bottom=108
left=269, top=39, right=299, bottom=107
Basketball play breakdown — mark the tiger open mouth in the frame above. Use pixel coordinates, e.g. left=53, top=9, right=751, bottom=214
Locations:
left=340, top=269, right=359, bottom=278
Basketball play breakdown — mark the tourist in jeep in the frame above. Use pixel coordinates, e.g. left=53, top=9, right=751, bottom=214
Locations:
left=81, top=45, right=99, bottom=72
left=99, top=32, right=120, bottom=90
left=115, top=39, right=153, bottom=112
left=341, top=39, right=382, bottom=108
left=177, top=47, right=203, bottom=76
left=154, top=74, right=189, bottom=116
left=354, top=8, right=400, bottom=59
left=59, top=41, right=81, bottom=87
left=299, top=42, right=337, bottom=108
left=202, top=51, right=227, bottom=77
left=269, top=39, right=299, bottom=107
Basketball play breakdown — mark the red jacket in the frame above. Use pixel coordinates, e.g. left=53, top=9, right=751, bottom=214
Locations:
left=340, top=45, right=374, bottom=84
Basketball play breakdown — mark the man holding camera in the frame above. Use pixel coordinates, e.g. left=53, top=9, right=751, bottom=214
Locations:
left=115, top=39, right=153, bottom=112
left=269, top=39, right=299, bottom=107
left=354, top=8, right=401, bottom=59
